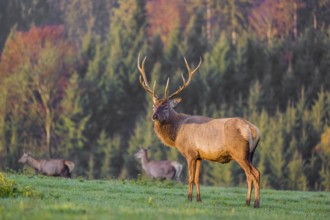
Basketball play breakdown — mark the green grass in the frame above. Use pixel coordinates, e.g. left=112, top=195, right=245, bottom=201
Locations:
left=0, top=173, right=329, bottom=220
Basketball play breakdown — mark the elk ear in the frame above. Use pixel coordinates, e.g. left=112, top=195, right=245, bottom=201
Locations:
left=169, top=98, right=182, bottom=108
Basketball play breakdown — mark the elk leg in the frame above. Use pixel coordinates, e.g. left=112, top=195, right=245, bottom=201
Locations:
left=187, top=158, right=196, bottom=201
left=167, top=167, right=176, bottom=180
left=195, top=159, right=202, bottom=202
left=246, top=175, right=253, bottom=206
left=251, top=165, right=260, bottom=208
left=235, top=159, right=260, bottom=208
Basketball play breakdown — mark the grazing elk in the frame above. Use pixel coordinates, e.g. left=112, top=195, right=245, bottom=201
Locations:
left=135, top=147, right=183, bottom=181
left=137, top=55, right=261, bottom=208
left=18, top=152, right=75, bottom=178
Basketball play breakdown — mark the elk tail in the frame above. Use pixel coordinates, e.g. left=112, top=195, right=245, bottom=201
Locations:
left=248, top=125, right=261, bottom=163
left=64, top=160, right=75, bottom=173
left=171, top=161, right=183, bottom=181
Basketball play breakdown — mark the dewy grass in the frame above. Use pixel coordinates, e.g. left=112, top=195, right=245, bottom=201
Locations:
left=0, top=173, right=329, bottom=220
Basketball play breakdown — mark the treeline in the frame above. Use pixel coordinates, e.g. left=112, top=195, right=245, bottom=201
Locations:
left=0, top=0, right=329, bottom=191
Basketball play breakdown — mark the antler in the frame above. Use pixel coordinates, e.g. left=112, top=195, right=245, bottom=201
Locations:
left=137, top=55, right=157, bottom=98
left=166, top=57, right=202, bottom=99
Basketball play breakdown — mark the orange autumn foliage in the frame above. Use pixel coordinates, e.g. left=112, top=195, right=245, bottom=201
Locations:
left=0, top=25, right=77, bottom=115
left=146, top=0, right=187, bottom=47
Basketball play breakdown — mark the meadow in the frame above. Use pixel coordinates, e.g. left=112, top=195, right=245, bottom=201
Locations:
left=0, top=173, right=329, bottom=220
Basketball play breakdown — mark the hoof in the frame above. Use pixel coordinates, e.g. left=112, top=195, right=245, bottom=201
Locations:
left=254, top=200, right=260, bottom=208
left=246, top=199, right=251, bottom=206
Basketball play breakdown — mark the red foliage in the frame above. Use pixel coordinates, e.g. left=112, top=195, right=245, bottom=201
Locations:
left=0, top=25, right=77, bottom=115
left=146, top=0, right=187, bottom=47
left=248, top=0, right=304, bottom=42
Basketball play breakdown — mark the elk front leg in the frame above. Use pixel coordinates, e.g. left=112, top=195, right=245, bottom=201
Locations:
left=195, top=159, right=202, bottom=202
left=187, top=158, right=196, bottom=201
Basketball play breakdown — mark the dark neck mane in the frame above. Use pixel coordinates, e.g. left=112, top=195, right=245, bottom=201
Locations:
left=154, top=111, right=187, bottom=147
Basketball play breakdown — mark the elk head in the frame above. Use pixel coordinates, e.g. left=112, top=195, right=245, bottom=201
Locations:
left=134, top=146, right=151, bottom=160
left=18, top=152, right=32, bottom=163
left=137, top=55, right=202, bottom=123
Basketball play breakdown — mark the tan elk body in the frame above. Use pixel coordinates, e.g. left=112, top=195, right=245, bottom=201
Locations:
left=137, top=55, right=261, bottom=208
left=18, top=152, right=75, bottom=178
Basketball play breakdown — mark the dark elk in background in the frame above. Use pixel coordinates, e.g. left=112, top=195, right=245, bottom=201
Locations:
left=18, top=152, right=75, bottom=178
left=137, top=55, right=261, bottom=208
left=135, top=147, right=183, bottom=181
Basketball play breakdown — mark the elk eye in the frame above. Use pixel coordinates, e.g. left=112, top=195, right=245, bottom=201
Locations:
left=164, top=106, right=169, bottom=111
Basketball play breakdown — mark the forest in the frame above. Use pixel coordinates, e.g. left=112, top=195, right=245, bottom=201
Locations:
left=0, top=0, right=329, bottom=191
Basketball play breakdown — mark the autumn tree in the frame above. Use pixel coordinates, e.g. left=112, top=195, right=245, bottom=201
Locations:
left=0, top=25, right=77, bottom=157
left=248, top=0, right=304, bottom=45
left=146, top=0, right=186, bottom=49
left=0, top=0, right=61, bottom=51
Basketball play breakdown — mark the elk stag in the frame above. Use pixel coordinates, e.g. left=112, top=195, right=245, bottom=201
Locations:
left=135, top=147, right=183, bottom=181
left=137, top=55, right=261, bottom=208
left=18, top=152, right=75, bottom=178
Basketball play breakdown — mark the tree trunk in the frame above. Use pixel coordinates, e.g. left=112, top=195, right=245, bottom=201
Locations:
left=293, top=1, right=298, bottom=40
left=45, top=106, right=52, bottom=158
left=206, top=0, right=212, bottom=42
left=313, top=12, right=317, bottom=30
left=88, top=153, right=94, bottom=179
left=0, top=88, right=6, bottom=159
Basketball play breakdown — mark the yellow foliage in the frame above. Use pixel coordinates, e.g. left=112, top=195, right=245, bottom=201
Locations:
left=318, top=127, right=330, bottom=156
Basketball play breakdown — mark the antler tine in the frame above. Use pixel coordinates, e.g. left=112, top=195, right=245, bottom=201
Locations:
left=164, top=77, right=170, bottom=98
left=137, top=55, right=157, bottom=98
left=168, top=57, right=202, bottom=99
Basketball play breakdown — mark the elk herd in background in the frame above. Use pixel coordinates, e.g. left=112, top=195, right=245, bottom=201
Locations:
left=19, top=146, right=182, bottom=181
left=17, top=54, right=261, bottom=208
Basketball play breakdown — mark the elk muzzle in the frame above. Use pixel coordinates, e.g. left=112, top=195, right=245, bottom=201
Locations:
left=152, top=113, right=159, bottom=121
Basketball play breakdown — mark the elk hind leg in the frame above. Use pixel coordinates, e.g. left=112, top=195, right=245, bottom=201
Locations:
left=246, top=175, right=253, bottom=206
left=167, top=167, right=176, bottom=180
left=236, top=159, right=260, bottom=208
left=251, top=164, right=260, bottom=208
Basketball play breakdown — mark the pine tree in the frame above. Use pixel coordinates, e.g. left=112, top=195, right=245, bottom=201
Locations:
left=316, top=127, right=330, bottom=191
left=201, top=33, right=229, bottom=108
left=287, top=140, right=307, bottom=191
left=98, top=132, right=122, bottom=179
left=54, top=72, right=89, bottom=176
left=264, top=112, right=286, bottom=189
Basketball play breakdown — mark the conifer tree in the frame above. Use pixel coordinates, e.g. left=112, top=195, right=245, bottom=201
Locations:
left=287, top=141, right=307, bottom=190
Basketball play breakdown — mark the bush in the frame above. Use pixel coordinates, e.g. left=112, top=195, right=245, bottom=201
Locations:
left=0, top=172, right=42, bottom=198
left=0, top=172, right=17, bottom=197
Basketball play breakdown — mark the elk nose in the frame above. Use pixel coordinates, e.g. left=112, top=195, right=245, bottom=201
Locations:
left=152, top=114, right=158, bottom=120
